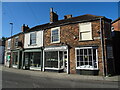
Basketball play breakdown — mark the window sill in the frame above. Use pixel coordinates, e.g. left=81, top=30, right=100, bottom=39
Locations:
left=51, top=41, right=60, bottom=44
left=28, top=44, right=37, bottom=46
left=45, top=67, right=63, bottom=70
left=79, top=39, right=93, bottom=42
left=76, top=68, right=99, bottom=70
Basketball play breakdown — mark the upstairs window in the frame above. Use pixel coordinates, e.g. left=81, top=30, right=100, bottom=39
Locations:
left=79, top=22, right=92, bottom=41
left=30, top=32, right=36, bottom=45
left=15, top=36, right=19, bottom=47
left=8, top=39, right=11, bottom=49
left=51, top=27, right=60, bottom=43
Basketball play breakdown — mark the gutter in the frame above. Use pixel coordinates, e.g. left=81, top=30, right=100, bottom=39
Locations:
left=100, top=18, right=107, bottom=76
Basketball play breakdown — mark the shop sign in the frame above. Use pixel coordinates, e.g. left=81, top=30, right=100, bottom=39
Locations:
left=44, top=46, right=68, bottom=51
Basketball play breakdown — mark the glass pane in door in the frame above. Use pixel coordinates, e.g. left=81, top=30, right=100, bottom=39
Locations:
left=59, top=51, right=63, bottom=68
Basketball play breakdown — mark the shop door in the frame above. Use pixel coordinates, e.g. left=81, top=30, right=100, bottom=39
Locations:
left=6, top=54, right=11, bottom=67
left=63, top=51, right=67, bottom=72
left=24, top=53, right=30, bottom=69
left=59, top=51, right=68, bottom=72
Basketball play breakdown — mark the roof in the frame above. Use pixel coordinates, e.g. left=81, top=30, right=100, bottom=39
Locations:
left=112, top=17, right=120, bottom=24
left=26, top=14, right=110, bottom=32
left=6, top=32, right=23, bottom=40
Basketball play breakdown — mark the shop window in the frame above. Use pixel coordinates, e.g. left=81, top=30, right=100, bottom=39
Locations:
left=79, top=22, right=92, bottom=41
left=12, top=52, right=18, bottom=65
left=30, top=52, right=41, bottom=67
left=51, top=27, right=60, bottom=43
left=45, top=51, right=58, bottom=68
left=30, top=32, right=36, bottom=45
left=76, top=48, right=98, bottom=69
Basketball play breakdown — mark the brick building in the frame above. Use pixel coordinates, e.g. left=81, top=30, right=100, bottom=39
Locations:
left=4, top=24, right=28, bottom=68
left=112, top=17, right=120, bottom=75
left=112, top=17, right=120, bottom=31
left=4, top=8, right=115, bottom=76
left=0, top=39, right=5, bottom=64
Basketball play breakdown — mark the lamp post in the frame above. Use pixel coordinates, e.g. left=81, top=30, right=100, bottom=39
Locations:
left=9, top=22, right=13, bottom=68
left=10, top=23, right=13, bottom=37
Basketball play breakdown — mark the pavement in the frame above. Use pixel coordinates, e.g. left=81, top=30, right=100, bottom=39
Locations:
left=1, top=65, right=120, bottom=82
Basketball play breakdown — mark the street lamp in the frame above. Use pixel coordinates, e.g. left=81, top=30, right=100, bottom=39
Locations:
left=9, top=23, right=13, bottom=37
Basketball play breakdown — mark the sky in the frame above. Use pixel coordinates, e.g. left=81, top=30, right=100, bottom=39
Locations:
left=1, top=2, right=119, bottom=38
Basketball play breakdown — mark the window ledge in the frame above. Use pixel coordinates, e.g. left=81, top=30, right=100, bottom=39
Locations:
left=45, top=67, right=63, bottom=70
left=76, top=68, right=99, bottom=70
left=79, top=39, right=93, bottom=42
left=28, top=44, right=37, bottom=46
left=51, top=41, right=60, bottom=44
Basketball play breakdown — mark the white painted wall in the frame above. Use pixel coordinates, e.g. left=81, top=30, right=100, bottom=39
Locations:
left=24, top=30, right=43, bottom=48
left=0, top=46, right=5, bottom=64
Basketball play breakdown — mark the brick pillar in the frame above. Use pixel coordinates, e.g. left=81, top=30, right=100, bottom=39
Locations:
left=69, top=47, right=76, bottom=74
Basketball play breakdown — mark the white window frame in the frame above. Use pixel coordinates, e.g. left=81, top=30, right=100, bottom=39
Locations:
left=7, top=39, right=11, bottom=49
left=79, top=22, right=92, bottom=41
left=15, top=36, right=19, bottom=47
left=30, top=32, right=37, bottom=45
left=51, top=27, right=60, bottom=43
left=75, top=47, right=98, bottom=70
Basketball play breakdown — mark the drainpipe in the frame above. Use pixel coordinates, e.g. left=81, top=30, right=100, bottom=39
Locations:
left=100, top=18, right=107, bottom=76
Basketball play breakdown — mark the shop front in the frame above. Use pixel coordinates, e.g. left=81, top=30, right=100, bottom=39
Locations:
left=43, top=45, right=69, bottom=73
left=12, top=50, right=22, bottom=69
left=22, top=49, right=42, bottom=71
left=5, top=51, right=11, bottom=67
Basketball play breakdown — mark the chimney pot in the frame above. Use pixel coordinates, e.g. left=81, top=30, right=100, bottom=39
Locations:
left=64, top=15, right=72, bottom=19
left=21, top=24, right=29, bottom=32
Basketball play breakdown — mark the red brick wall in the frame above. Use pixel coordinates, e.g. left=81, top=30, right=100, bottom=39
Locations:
left=12, top=33, right=24, bottom=50
left=112, top=20, right=120, bottom=31
left=44, top=20, right=107, bottom=75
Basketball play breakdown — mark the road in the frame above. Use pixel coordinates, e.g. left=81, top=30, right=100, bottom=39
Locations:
left=1, top=67, right=119, bottom=88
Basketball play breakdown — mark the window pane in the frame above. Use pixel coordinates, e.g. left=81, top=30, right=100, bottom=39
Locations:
left=30, top=33, right=36, bottom=45
left=80, top=56, right=83, bottom=61
left=77, top=56, right=80, bottom=61
left=85, top=62, right=88, bottom=65
left=80, top=62, right=84, bottom=66
left=84, top=49, right=87, bottom=55
left=52, top=29, right=59, bottom=42
left=89, top=56, right=92, bottom=62
left=30, top=52, right=41, bottom=67
left=80, top=32, right=91, bottom=40
left=77, top=50, right=80, bottom=55
left=88, top=49, right=91, bottom=55
left=80, top=49, right=83, bottom=55
left=59, top=51, right=63, bottom=68
left=89, top=62, right=92, bottom=66
left=77, top=62, right=80, bottom=67
left=45, top=51, right=58, bottom=68
left=80, top=23, right=91, bottom=32
left=93, top=49, right=97, bottom=68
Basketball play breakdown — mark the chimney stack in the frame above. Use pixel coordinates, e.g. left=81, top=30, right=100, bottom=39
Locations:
left=64, top=15, right=72, bottom=19
left=50, top=8, right=58, bottom=23
left=21, top=24, right=29, bottom=32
